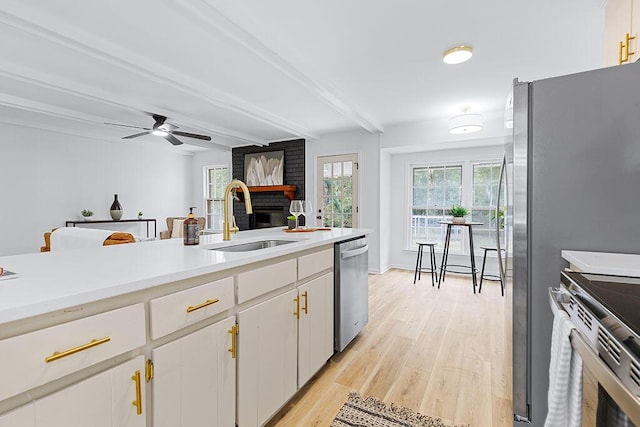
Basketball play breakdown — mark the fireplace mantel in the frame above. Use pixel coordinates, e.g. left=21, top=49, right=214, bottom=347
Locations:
left=246, top=185, right=297, bottom=201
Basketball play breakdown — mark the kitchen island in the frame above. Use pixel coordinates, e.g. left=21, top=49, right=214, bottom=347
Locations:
left=0, top=227, right=371, bottom=427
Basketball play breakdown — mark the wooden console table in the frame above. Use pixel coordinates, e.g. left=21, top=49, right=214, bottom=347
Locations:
left=65, top=219, right=157, bottom=238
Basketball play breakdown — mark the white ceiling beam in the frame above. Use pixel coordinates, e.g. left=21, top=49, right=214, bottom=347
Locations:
left=0, top=116, right=197, bottom=155
left=171, top=0, right=384, bottom=134
left=0, top=8, right=317, bottom=141
left=0, top=64, right=261, bottom=149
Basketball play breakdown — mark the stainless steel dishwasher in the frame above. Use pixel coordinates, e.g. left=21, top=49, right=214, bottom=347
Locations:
left=334, top=236, right=369, bottom=352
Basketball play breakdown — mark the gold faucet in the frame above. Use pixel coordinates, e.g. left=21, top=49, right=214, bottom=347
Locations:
left=223, top=179, right=253, bottom=240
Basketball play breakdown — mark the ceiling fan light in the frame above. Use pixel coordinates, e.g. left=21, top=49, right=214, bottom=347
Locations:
left=443, top=45, right=473, bottom=65
left=152, top=129, right=169, bottom=137
left=448, top=113, right=483, bottom=134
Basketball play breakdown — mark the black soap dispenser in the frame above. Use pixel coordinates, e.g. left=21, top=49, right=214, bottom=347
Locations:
left=183, top=207, right=199, bottom=246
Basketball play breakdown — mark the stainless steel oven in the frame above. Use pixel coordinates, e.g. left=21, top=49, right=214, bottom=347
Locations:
left=550, top=272, right=640, bottom=426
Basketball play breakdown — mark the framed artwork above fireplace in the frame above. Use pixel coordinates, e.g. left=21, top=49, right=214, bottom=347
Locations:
left=244, top=150, right=284, bottom=186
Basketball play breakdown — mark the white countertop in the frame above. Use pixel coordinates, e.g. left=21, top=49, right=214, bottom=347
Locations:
left=0, top=228, right=370, bottom=325
left=561, top=250, right=640, bottom=277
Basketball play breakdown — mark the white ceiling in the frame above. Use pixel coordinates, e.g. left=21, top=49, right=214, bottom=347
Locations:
left=0, top=0, right=605, bottom=152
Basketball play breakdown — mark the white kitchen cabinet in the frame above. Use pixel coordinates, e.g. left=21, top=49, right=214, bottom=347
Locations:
left=297, top=273, right=334, bottom=386
left=298, top=274, right=333, bottom=388
left=237, top=273, right=334, bottom=426
left=0, top=303, right=145, bottom=402
left=604, top=0, right=640, bottom=66
left=34, top=356, right=146, bottom=427
left=237, top=289, right=298, bottom=427
left=0, top=404, right=35, bottom=427
left=152, top=316, right=235, bottom=427
left=149, top=277, right=234, bottom=340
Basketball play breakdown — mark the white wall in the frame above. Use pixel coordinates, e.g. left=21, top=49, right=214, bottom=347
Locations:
left=387, top=142, right=505, bottom=273
left=0, top=124, right=192, bottom=255
left=305, top=129, right=381, bottom=273
left=379, top=149, right=391, bottom=273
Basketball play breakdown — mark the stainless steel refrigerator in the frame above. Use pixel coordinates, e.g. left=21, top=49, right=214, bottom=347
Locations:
left=498, top=63, right=640, bottom=425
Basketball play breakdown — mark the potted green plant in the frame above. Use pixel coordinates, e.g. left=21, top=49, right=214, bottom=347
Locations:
left=81, top=209, right=94, bottom=221
left=491, top=208, right=505, bottom=229
left=287, top=215, right=296, bottom=230
left=448, top=205, right=468, bottom=224
left=137, top=211, right=144, bottom=220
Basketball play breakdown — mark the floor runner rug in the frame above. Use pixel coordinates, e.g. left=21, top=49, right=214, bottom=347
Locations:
left=332, top=392, right=466, bottom=427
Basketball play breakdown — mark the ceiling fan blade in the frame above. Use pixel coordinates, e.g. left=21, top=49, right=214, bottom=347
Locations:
left=122, top=131, right=151, bottom=139
left=164, top=134, right=184, bottom=145
left=172, top=131, right=212, bottom=141
left=105, top=122, right=151, bottom=131
left=152, top=114, right=167, bottom=130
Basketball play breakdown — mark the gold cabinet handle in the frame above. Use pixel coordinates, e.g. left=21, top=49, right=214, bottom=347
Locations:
left=45, top=336, right=111, bottom=363
left=293, top=295, right=300, bottom=319
left=619, top=40, right=625, bottom=64
left=131, top=370, right=142, bottom=415
left=626, top=32, right=636, bottom=58
left=186, top=298, right=219, bottom=313
left=620, top=33, right=636, bottom=64
left=301, top=291, right=309, bottom=314
left=227, top=324, right=238, bottom=359
left=145, top=359, right=154, bottom=383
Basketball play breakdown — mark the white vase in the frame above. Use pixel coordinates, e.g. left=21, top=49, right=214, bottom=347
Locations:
left=452, top=217, right=466, bottom=224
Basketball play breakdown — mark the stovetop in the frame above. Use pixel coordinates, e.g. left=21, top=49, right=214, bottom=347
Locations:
left=562, top=271, right=640, bottom=339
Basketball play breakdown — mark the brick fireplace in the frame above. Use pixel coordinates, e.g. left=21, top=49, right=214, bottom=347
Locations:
left=231, top=139, right=305, bottom=230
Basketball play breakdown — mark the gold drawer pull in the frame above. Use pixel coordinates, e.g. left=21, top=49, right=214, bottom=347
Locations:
left=45, top=336, right=111, bottom=363
left=131, top=370, right=142, bottom=415
left=186, top=298, right=220, bottom=313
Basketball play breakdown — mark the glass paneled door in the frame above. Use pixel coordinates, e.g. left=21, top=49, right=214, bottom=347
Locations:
left=317, top=154, right=359, bottom=228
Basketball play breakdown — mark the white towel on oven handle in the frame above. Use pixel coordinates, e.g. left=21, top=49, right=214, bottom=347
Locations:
left=545, top=308, right=583, bottom=427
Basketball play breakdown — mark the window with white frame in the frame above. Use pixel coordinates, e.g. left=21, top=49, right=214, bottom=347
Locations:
left=409, top=159, right=503, bottom=254
left=471, top=162, right=505, bottom=248
left=204, top=165, right=229, bottom=230
left=410, top=165, right=462, bottom=251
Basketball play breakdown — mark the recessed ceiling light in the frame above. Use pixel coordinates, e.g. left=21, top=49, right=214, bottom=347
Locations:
left=443, top=45, right=473, bottom=65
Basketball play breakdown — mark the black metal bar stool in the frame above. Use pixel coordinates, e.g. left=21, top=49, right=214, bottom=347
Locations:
left=479, top=246, right=505, bottom=296
left=413, top=242, right=438, bottom=286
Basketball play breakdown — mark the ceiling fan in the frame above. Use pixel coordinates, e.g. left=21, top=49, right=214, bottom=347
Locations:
left=105, top=114, right=211, bottom=146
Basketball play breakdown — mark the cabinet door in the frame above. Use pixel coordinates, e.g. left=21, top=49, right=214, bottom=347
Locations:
left=604, top=0, right=634, bottom=66
left=0, top=404, right=35, bottom=427
left=34, top=356, right=145, bottom=427
left=152, top=316, right=235, bottom=427
left=237, top=289, right=298, bottom=427
left=298, top=273, right=334, bottom=386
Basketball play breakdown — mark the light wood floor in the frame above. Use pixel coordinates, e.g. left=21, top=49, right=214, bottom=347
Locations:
left=266, top=269, right=513, bottom=427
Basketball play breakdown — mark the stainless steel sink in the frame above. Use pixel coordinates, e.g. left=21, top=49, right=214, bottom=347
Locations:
left=209, top=239, right=296, bottom=252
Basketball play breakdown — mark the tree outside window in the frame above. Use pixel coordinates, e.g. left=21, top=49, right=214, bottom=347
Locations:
left=205, top=165, right=229, bottom=230
left=411, top=165, right=462, bottom=250
left=471, top=163, right=504, bottom=248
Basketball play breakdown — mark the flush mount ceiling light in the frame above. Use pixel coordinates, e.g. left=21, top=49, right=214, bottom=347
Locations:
left=442, top=45, right=473, bottom=65
left=448, top=107, right=483, bottom=134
